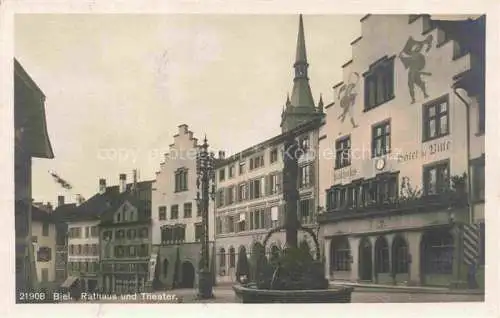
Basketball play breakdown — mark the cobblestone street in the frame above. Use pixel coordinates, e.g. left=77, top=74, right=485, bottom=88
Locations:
left=66, top=285, right=484, bottom=304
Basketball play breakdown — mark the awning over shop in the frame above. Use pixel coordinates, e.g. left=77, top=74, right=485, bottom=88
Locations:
left=60, top=276, right=79, bottom=288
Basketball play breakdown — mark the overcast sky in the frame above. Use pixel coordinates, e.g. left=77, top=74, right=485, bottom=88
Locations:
left=15, top=14, right=362, bottom=205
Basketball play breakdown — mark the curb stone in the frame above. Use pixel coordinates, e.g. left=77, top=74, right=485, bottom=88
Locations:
left=329, top=282, right=484, bottom=295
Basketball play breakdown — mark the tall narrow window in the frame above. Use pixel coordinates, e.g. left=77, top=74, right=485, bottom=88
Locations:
left=170, top=205, right=179, bottom=219
left=183, top=202, right=192, bottom=218
left=335, top=136, right=351, bottom=169
left=372, top=120, right=391, bottom=157
left=174, top=168, right=188, bottom=192
left=424, top=161, right=450, bottom=195
left=299, top=165, right=312, bottom=188
left=423, top=96, right=449, bottom=141
left=239, top=161, right=246, bottom=175
left=364, top=57, right=395, bottom=110
left=270, top=148, right=278, bottom=164
left=158, top=206, right=167, bottom=220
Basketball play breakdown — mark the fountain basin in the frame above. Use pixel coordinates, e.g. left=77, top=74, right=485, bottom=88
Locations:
left=232, top=283, right=354, bottom=303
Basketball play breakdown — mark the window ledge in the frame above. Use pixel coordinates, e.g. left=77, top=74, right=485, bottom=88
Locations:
left=334, top=165, right=351, bottom=171
left=422, top=133, right=450, bottom=143
left=475, top=131, right=485, bottom=137
left=363, top=95, right=396, bottom=112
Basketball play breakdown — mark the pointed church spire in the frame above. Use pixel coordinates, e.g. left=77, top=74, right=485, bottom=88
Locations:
left=295, top=14, right=307, bottom=65
left=318, top=94, right=324, bottom=112
left=289, top=14, right=314, bottom=108
left=280, top=14, right=319, bottom=133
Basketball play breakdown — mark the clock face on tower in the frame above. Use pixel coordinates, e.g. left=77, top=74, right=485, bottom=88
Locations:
left=375, top=158, right=386, bottom=171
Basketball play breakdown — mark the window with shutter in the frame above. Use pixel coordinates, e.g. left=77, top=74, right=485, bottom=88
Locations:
left=279, top=205, right=285, bottom=226
left=265, top=175, right=271, bottom=196
left=278, top=172, right=283, bottom=193
left=261, top=177, right=266, bottom=197
left=309, top=199, right=315, bottom=224
left=310, top=164, right=315, bottom=186
left=264, top=208, right=271, bottom=229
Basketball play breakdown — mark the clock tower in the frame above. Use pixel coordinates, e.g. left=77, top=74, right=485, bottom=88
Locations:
left=280, top=14, right=324, bottom=133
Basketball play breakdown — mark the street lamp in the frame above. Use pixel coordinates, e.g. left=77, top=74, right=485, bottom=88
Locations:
left=195, top=136, right=216, bottom=299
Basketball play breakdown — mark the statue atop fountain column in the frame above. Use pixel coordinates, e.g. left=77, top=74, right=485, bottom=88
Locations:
left=283, top=135, right=301, bottom=249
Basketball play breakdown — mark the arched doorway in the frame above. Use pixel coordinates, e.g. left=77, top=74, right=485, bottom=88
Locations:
left=420, top=228, right=454, bottom=286
left=219, top=248, right=226, bottom=275
left=162, top=259, right=169, bottom=278
left=229, top=246, right=236, bottom=268
left=236, top=246, right=249, bottom=282
left=392, top=235, right=409, bottom=283
left=181, top=261, right=195, bottom=288
left=358, top=237, right=373, bottom=281
left=80, top=278, right=87, bottom=292
left=104, top=275, right=111, bottom=293
left=374, top=236, right=390, bottom=283
left=88, top=279, right=97, bottom=292
left=251, top=242, right=265, bottom=279
left=330, top=236, right=351, bottom=280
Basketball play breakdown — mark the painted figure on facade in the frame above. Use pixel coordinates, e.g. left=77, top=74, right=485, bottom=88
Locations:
left=399, top=35, right=434, bottom=104
left=337, top=72, right=359, bottom=128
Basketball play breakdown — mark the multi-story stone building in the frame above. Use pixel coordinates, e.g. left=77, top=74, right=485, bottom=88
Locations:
left=14, top=59, right=55, bottom=299
left=214, top=15, right=324, bottom=284
left=31, top=205, right=57, bottom=289
left=151, top=124, right=215, bottom=289
left=98, top=174, right=153, bottom=294
left=60, top=174, right=153, bottom=294
left=51, top=196, right=75, bottom=284
left=65, top=219, right=100, bottom=291
left=318, top=15, right=485, bottom=288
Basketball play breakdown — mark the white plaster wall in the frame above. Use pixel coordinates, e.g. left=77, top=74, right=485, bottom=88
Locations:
left=320, top=15, right=479, bottom=196
left=32, top=221, right=57, bottom=282
left=152, top=124, right=215, bottom=245
left=67, top=220, right=100, bottom=263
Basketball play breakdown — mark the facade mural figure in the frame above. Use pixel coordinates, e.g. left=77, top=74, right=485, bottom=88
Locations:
left=337, top=72, right=359, bottom=128
left=399, top=35, right=434, bottom=104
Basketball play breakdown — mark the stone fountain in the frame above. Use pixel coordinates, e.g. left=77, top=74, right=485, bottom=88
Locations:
left=233, top=135, right=354, bottom=303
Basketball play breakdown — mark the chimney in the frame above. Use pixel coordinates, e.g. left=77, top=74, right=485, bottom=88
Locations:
left=99, top=178, right=106, bottom=195
left=218, top=150, right=225, bottom=160
left=132, top=170, right=138, bottom=194
left=75, top=194, right=84, bottom=206
left=119, top=173, right=127, bottom=193
left=57, top=195, right=65, bottom=207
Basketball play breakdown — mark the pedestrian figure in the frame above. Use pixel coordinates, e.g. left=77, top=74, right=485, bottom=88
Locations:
left=399, top=35, right=433, bottom=104
left=337, top=72, right=359, bottom=128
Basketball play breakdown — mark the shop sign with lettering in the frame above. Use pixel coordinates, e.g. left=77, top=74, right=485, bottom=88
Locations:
left=397, top=140, right=451, bottom=163
left=333, top=167, right=359, bottom=180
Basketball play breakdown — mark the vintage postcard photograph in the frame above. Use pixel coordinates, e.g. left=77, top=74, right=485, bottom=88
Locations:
left=2, top=1, right=498, bottom=317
